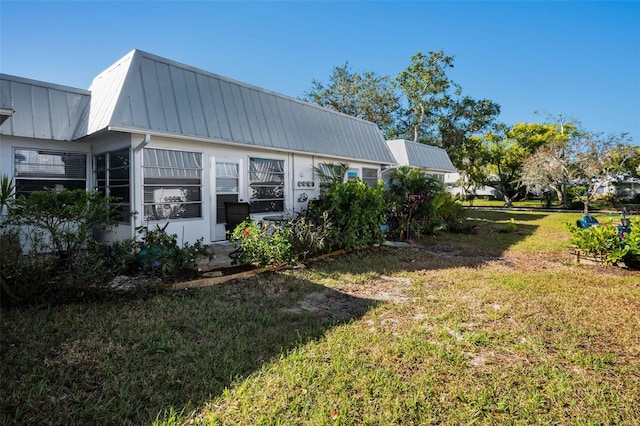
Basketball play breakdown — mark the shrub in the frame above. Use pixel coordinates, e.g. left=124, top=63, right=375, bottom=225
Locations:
left=133, top=224, right=212, bottom=279
left=312, top=180, right=387, bottom=250
left=287, top=211, right=333, bottom=260
left=567, top=218, right=640, bottom=268
left=385, top=167, right=466, bottom=239
left=0, top=188, right=122, bottom=303
left=621, top=217, right=640, bottom=269
left=229, top=220, right=295, bottom=267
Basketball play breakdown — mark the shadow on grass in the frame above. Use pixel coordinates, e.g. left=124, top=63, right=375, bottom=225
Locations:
left=0, top=277, right=379, bottom=425
left=0, top=209, right=552, bottom=424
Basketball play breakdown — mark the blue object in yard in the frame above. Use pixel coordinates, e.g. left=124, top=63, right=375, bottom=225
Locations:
left=617, top=218, right=632, bottom=237
left=576, top=215, right=600, bottom=229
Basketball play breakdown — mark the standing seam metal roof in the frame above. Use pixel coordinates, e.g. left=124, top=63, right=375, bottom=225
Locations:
left=88, top=50, right=396, bottom=164
left=0, top=74, right=90, bottom=141
left=400, top=139, right=457, bottom=173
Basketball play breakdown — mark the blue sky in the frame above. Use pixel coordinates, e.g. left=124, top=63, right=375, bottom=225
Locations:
left=1, top=1, right=639, bottom=142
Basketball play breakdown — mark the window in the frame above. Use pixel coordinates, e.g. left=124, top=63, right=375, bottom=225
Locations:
left=14, top=149, right=87, bottom=197
left=249, top=157, right=284, bottom=213
left=95, top=149, right=131, bottom=220
left=143, top=148, right=202, bottom=221
left=346, top=168, right=359, bottom=183
left=216, top=160, right=239, bottom=223
left=362, top=168, right=379, bottom=187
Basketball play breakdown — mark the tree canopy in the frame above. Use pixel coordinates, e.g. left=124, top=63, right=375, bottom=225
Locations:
left=303, top=62, right=400, bottom=138
left=304, top=52, right=637, bottom=209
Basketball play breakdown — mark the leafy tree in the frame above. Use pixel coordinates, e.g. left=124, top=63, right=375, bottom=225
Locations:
left=521, top=141, right=571, bottom=205
left=517, top=121, right=577, bottom=206
left=395, top=51, right=460, bottom=143
left=607, top=143, right=640, bottom=179
left=571, top=132, right=634, bottom=213
left=485, top=121, right=580, bottom=207
left=484, top=125, right=528, bottom=207
left=437, top=97, right=501, bottom=201
left=303, top=63, right=400, bottom=138
left=305, top=52, right=500, bottom=185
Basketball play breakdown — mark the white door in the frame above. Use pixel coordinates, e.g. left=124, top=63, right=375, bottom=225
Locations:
left=211, top=157, right=244, bottom=241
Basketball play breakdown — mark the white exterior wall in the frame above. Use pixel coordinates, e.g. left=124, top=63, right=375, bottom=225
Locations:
left=1, top=132, right=385, bottom=245
left=130, top=135, right=384, bottom=243
left=385, top=140, right=409, bottom=165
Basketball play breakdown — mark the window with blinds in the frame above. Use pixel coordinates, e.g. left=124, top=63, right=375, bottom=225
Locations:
left=362, top=167, right=379, bottom=187
left=95, top=148, right=131, bottom=221
left=249, top=157, right=284, bottom=213
left=14, top=149, right=87, bottom=196
left=143, top=148, right=202, bottom=221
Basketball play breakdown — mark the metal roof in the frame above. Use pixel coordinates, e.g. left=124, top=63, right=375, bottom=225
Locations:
left=0, top=74, right=90, bottom=141
left=386, top=139, right=457, bottom=173
left=87, top=49, right=396, bottom=164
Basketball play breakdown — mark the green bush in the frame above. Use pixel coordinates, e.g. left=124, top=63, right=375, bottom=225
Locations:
left=312, top=180, right=387, bottom=250
left=385, top=167, right=467, bottom=239
left=229, top=220, right=295, bottom=267
left=621, top=218, right=640, bottom=269
left=133, top=224, right=212, bottom=278
left=0, top=188, right=122, bottom=303
left=287, top=211, right=333, bottom=260
left=567, top=218, right=640, bottom=268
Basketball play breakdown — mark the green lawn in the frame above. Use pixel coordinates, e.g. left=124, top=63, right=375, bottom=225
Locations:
left=2, top=210, right=639, bottom=425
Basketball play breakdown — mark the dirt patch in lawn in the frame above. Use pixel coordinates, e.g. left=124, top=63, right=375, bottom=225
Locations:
left=282, top=275, right=413, bottom=321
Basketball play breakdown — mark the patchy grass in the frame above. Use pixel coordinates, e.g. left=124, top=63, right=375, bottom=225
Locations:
left=2, top=210, right=639, bottom=425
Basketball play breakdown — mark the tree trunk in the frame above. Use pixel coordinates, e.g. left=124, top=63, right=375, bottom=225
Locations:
left=550, top=185, right=564, bottom=206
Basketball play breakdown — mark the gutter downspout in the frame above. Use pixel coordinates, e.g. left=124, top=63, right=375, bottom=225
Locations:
left=132, top=134, right=151, bottom=236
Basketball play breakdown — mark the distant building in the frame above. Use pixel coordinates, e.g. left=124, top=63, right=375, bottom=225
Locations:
left=382, top=139, right=456, bottom=182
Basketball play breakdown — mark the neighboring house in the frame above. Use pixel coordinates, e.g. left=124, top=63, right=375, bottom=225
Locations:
left=1, top=49, right=400, bottom=243
left=444, top=172, right=499, bottom=199
left=382, top=139, right=457, bottom=182
left=593, top=178, right=640, bottom=200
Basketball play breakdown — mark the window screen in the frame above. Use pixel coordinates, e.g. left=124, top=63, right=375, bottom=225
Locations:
left=362, top=168, right=379, bottom=187
left=249, top=157, right=284, bottom=213
left=14, top=149, right=87, bottom=196
left=216, top=160, right=240, bottom=223
left=143, top=148, right=202, bottom=221
left=95, top=148, right=130, bottom=221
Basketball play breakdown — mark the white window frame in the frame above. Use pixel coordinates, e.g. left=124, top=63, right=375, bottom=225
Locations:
left=249, top=157, right=285, bottom=213
left=142, top=148, right=203, bottom=221
left=362, top=167, right=379, bottom=187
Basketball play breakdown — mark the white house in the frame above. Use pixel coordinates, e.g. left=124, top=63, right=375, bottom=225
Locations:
left=1, top=50, right=396, bottom=243
left=1, top=49, right=455, bottom=244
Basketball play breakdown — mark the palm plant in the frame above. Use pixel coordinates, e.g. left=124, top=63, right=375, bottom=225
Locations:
left=0, top=174, right=15, bottom=212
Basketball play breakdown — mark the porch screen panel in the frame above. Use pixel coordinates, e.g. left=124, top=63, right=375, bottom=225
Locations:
left=143, top=148, right=202, bottom=221
left=94, top=148, right=130, bottom=221
left=14, top=149, right=87, bottom=196
left=216, top=161, right=239, bottom=223
left=249, top=157, right=284, bottom=213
